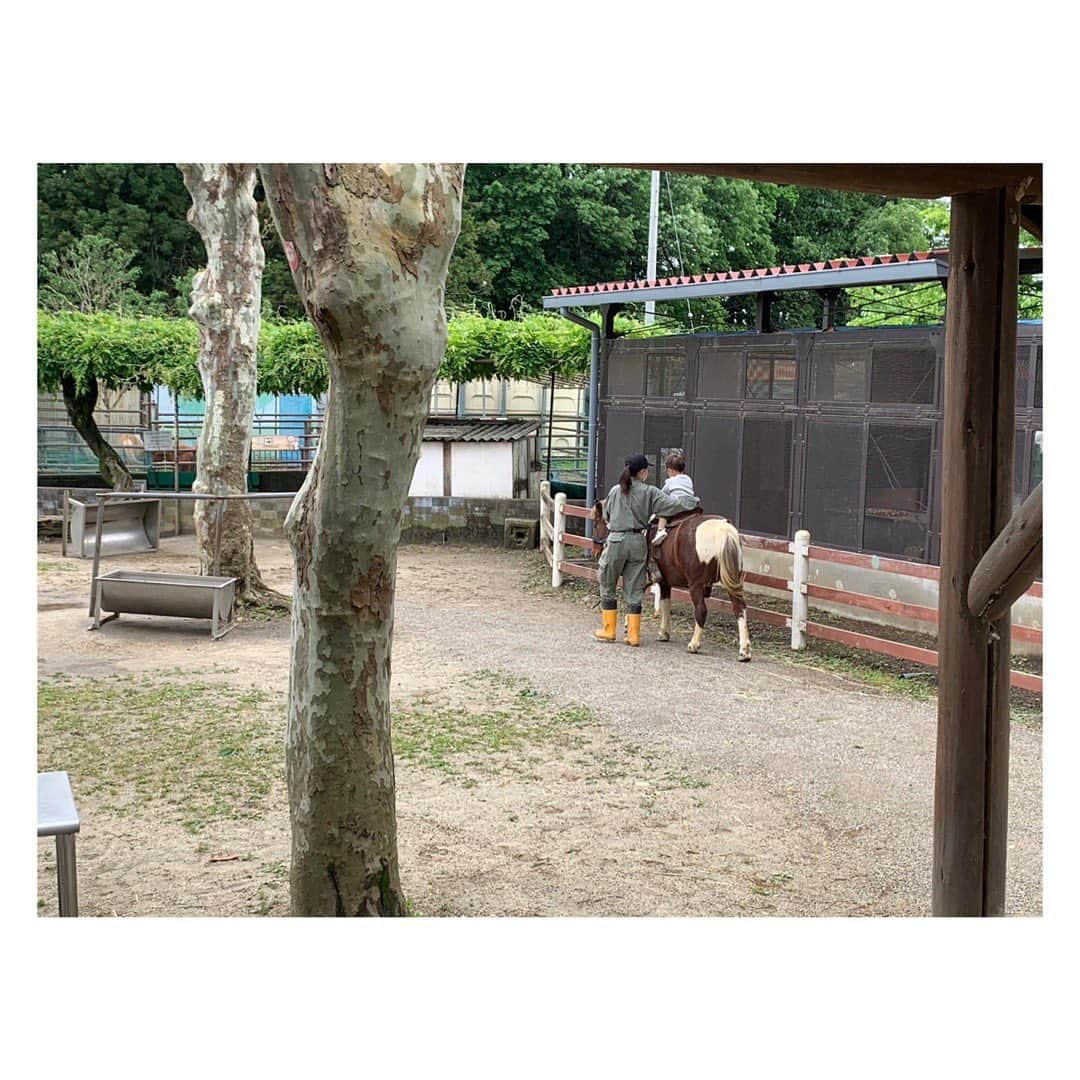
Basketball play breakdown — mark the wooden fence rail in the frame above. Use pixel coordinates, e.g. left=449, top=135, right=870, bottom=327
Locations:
left=538, top=482, right=1042, bottom=695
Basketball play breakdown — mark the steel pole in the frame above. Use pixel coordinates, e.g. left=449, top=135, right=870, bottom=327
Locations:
left=173, top=392, right=181, bottom=536
left=558, top=308, right=602, bottom=540
left=645, top=170, right=660, bottom=326
left=546, top=368, right=556, bottom=482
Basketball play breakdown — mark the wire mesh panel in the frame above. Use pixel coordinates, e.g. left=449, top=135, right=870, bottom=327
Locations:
left=697, top=344, right=743, bottom=400
left=1034, top=344, right=1043, bottom=408
left=692, top=414, right=740, bottom=518
left=645, top=349, right=688, bottom=399
left=607, top=344, right=645, bottom=397
left=811, top=341, right=869, bottom=402
left=803, top=420, right=864, bottom=548
left=870, top=341, right=937, bottom=404
left=864, top=423, right=932, bottom=559
left=740, top=416, right=793, bottom=536
left=746, top=346, right=797, bottom=401
left=1015, top=342, right=1033, bottom=409
left=1014, top=428, right=1028, bottom=511
left=643, top=413, right=685, bottom=485
left=601, top=409, right=642, bottom=494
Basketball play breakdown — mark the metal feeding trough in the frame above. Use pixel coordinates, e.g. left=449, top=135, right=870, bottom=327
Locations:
left=65, top=495, right=160, bottom=559
left=84, top=490, right=293, bottom=641
left=92, top=569, right=237, bottom=639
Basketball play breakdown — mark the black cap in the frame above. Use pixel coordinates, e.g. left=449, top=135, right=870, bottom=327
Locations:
left=624, top=453, right=649, bottom=474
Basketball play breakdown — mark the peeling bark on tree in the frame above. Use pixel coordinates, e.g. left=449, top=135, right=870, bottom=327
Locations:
left=260, top=163, right=464, bottom=916
left=179, top=164, right=282, bottom=605
left=60, top=374, right=133, bottom=490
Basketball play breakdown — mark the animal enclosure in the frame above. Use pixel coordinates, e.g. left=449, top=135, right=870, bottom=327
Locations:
left=598, top=322, right=1043, bottom=564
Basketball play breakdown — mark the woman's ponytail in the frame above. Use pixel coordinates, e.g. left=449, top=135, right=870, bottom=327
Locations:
left=620, top=453, right=649, bottom=496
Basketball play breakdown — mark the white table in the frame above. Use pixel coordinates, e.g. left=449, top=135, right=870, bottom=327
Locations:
left=37, top=772, right=80, bottom=916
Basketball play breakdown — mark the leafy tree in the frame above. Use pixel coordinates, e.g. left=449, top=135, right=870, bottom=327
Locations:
left=39, top=234, right=144, bottom=314
left=38, top=165, right=199, bottom=299
left=43, top=164, right=1028, bottom=337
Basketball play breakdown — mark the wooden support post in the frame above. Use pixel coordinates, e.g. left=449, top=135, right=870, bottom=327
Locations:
left=967, top=482, right=1042, bottom=622
left=933, top=187, right=1020, bottom=916
left=821, top=289, right=840, bottom=331
left=755, top=292, right=773, bottom=333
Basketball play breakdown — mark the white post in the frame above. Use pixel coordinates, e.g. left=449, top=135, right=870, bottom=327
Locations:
left=789, top=528, right=810, bottom=650
left=552, top=491, right=567, bottom=588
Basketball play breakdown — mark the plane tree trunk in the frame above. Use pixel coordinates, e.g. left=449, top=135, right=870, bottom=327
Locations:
left=179, top=163, right=283, bottom=606
left=259, top=163, right=464, bottom=916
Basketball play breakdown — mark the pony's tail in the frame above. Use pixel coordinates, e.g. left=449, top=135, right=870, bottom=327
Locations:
left=718, top=525, right=744, bottom=601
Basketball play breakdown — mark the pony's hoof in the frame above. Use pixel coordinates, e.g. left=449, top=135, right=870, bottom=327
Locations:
left=687, top=642, right=701, bottom=655
left=738, top=652, right=752, bottom=663
left=657, top=631, right=670, bottom=642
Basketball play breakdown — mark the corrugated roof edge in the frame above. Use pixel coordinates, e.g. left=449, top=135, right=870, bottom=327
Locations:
left=422, top=420, right=540, bottom=442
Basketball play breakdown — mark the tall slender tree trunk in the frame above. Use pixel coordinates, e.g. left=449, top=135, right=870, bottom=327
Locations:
left=260, top=163, right=463, bottom=916
left=179, top=164, right=280, bottom=604
left=60, top=374, right=133, bottom=490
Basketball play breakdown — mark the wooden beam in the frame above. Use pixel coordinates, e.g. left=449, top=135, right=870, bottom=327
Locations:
left=933, top=187, right=1020, bottom=917
left=615, top=164, right=1042, bottom=201
left=1019, top=204, right=1043, bottom=240
left=968, top=483, right=1042, bottom=622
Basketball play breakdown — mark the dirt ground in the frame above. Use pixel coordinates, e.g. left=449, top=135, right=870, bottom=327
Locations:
left=36, top=536, right=1042, bottom=916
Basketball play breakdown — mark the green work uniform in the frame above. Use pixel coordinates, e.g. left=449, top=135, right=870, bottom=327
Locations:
left=599, top=480, right=684, bottom=613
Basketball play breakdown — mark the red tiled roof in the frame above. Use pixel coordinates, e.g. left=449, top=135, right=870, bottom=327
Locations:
left=548, top=250, right=949, bottom=297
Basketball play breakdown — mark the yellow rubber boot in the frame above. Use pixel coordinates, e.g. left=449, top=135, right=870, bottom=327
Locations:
left=625, top=613, right=641, bottom=647
left=594, top=608, right=617, bottom=642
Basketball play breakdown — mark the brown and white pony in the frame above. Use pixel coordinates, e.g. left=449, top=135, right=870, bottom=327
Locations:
left=592, top=506, right=751, bottom=660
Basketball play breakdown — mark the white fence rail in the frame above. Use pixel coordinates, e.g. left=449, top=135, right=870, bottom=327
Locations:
left=537, top=481, right=1042, bottom=694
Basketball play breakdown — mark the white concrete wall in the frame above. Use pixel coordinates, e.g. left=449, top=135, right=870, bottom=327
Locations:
left=450, top=442, right=513, bottom=498
left=409, top=442, right=445, bottom=497
left=506, top=380, right=543, bottom=414
left=429, top=380, right=457, bottom=414
left=428, top=378, right=586, bottom=428
left=461, top=380, right=500, bottom=416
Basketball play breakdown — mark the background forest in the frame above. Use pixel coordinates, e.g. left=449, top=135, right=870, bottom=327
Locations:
left=37, top=163, right=1043, bottom=336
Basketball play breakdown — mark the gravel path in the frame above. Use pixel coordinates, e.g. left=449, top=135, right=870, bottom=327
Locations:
left=393, top=546, right=1042, bottom=916
left=37, top=538, right=1041, bottom=916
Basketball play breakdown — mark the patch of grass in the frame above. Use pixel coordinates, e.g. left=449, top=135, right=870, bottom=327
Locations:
left=657, top=770, right=709, bottom=791
left=240, top=599, right=292, bottom=623
left=392, top=671, right=595, bottom=779
left=38, top=677, right=284, bottom=834
left=38, top=560, right=79, bottom=573
left=395, top=668, right=715, bottom=801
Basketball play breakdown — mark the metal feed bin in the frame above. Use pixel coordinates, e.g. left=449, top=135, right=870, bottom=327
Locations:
left=67, top=496, right=161, bottom=559
left=93, top=570, right=237, bottom=639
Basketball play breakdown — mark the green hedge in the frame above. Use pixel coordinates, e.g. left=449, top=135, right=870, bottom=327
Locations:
left=38, top=310, right=657, bottom=398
